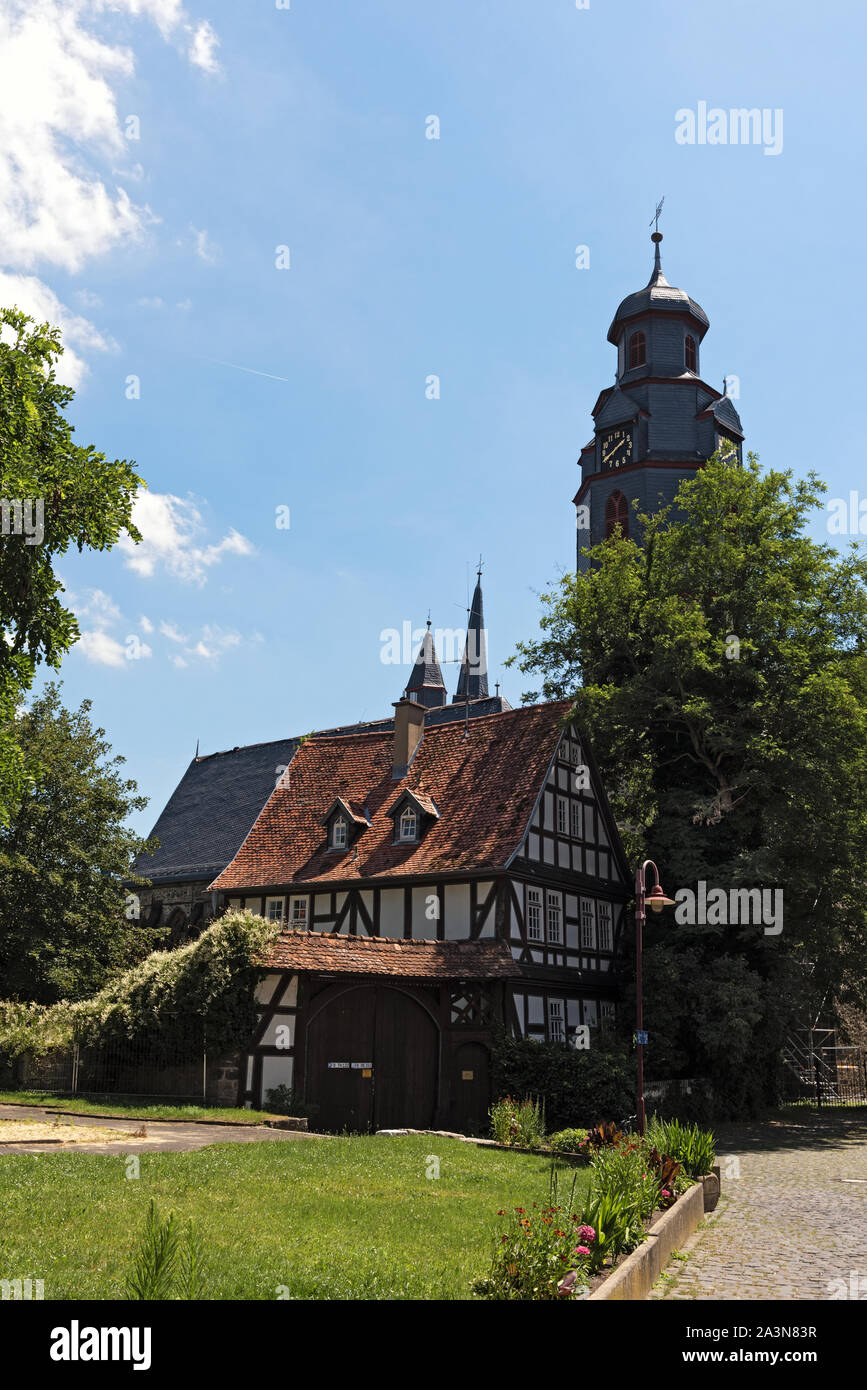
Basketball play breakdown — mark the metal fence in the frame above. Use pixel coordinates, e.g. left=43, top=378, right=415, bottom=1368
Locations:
left=782, top=1033, right=867, bottom=1107
left=11, top=1030, right=240, bottom=1105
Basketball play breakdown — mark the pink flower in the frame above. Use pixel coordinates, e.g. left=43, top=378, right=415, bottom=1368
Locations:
left=661, top=1189, right=672, bottom=1199
left=574, top=1245, right=591, bottom=1257
left=578, top=1224, right=596, bottom=1242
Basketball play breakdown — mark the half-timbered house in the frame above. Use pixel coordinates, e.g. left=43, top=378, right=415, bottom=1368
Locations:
left=211, top=690, right=630, bottom=1133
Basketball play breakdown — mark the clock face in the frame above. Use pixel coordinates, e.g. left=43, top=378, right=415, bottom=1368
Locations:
left=600, top=428, right=633, bottom=470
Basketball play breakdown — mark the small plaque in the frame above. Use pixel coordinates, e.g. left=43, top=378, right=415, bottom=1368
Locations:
left=461, top=1070, right=474, bottom=1081
left=361, top=1069, right=372, bottom=1078
left=327, top=1061, right=350, bottom=1069
left=351, top=1062, right=373, bottom=1070
left=636, top=1030, right=649, bottom=1045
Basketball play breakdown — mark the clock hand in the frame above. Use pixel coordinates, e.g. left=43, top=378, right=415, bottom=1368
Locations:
left=602, top=438, right=628, bottom=464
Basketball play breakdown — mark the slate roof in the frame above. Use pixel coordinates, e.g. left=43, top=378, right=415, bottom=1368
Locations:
left=608, top=240, right=709, bottom=343
left=404, top=626, right=447, bottom=706
left=135, top=698, right=513, bottom=886
left=211, top=699, right=573, bottom=892
left=134, top=737, right=301, bottom=884
left=261, top=932, right=521, bottom=979
left=594, top=386, right=641, bottom=429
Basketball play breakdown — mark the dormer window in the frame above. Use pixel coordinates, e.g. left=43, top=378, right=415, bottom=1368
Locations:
left=398, top=806, right=418, bottom=842
left=685, top=334, right=697, bottom=372
left=628, top=331, right=646, bottom=369
left=387, top=789, right=439, bottom=845
left=332, top=817, right=347, bottom=849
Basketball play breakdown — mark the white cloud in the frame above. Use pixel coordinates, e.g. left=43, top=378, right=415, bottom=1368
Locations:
left=191, top=225, right=220, bottom=264
left=0, top=1, right=220, bottom=375
left=139, top=615, right=154, bottom=633
left=136, top=295, right=164, bottom=308
left=187, top=625, right=241, bottom=661
left=176, top=297, right=192, bottom=310
left=119, top=490, right=254, bottom=585
left=75, top=288, right=103, bottom=309
left=187, top=19, right=220, bottom=74
left=77, top=630, right=128, bottom=667
left=0, top=272, right=117, bottom=386
left=159, top=619, right=188, bottom=642
left=169, top=653, right=188, bottom=669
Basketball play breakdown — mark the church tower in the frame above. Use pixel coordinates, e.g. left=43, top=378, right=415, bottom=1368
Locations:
left=574, top=229, right=744, bottom=571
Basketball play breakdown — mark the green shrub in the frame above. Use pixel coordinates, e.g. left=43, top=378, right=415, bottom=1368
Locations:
left=488, top=1095, right=546, bottom=1148
left=264, top=1085, right=318, bottom=1121
left=0, top=911, right=275, bottom=1063
left=491, top=1032, right=632, bottom=1131
left=548, top=1127, right=589, bottom=1155
left=645, top=1116, right=716, bottom=1177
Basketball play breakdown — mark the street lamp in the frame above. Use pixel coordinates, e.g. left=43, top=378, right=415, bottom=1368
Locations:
left=635, top=859, right=675, bottom=1136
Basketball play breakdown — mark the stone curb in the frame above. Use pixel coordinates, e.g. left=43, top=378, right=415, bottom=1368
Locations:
left=587, top=1180, right=705, bottom=1301
left=0, top=1101, right=292, bottom=1130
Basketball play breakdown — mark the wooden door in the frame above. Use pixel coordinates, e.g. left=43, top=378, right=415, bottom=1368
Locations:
left=453, top=1042, right=491, bottom=1137
left=306, top=987, right=376, bottom=1132
left=372, top=988, right=438, bottom=1131
left=306, top=986, right=438, bottom=1132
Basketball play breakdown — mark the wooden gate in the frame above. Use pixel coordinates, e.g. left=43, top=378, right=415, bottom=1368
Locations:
left=306, top=985, right=439, bottom=1132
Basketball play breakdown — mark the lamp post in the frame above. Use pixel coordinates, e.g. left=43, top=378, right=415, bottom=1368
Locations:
left=635, top=859, right=675, bottom=1136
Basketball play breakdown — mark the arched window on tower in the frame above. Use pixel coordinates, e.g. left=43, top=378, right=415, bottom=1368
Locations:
left=628, top=331, right=646, bottom=369
left=685, top=334, right=697, bottom=372
left=605, top=490, right=629, bottom=540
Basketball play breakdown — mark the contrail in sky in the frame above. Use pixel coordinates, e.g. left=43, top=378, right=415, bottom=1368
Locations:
left=207, top=358, right=290, bottom=382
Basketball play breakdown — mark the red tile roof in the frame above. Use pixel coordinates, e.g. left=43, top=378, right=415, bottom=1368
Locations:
left=261, top=931, right=522, bottom=979
left=211, top=700, right=572, bottom=891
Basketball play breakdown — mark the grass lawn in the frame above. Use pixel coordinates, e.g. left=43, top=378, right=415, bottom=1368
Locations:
left=0, top=1091, right=283, bottom=1125
left=0, top=1136, right=590, bottom=1300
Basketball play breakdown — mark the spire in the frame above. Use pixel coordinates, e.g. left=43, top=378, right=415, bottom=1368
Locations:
left=404, top=619, right=447, bottom=709
left=453, top=564, right=489, bottom=703
left=649, top=230, right=666, bottom=286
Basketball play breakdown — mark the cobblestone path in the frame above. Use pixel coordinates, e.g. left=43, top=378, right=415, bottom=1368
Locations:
left=654, top=1111, right=867, bottom=1300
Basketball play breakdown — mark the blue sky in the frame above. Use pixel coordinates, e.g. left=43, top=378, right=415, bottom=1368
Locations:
left=2, top=0, right=864, bottom=837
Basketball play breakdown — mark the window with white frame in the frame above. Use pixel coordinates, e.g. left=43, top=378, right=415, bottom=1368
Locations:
left=580, top=897, right=596, bottom=949
left=570, top=801, right=582, bottom=840
left=289, top=897, right=308, bottom=928
left=266, top=897, right=285, bottom=925
left=398, top=806, right=418, bottom=842
left=547, top=998, right=565, bottom=1042
left=557, top=797, right=568, bottom=835
left=332, top=817, right=347, bottom=849
left=547, top=891, right=563, bottom=944
left=597, top=901, right=613, bottom=952
left=526, top=887, right=542, bottom=942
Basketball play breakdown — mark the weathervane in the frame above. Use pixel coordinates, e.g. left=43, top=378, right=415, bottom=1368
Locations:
left=650, top=196, right=665, bottom=234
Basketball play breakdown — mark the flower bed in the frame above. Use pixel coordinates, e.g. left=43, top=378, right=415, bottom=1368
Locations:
left=473, top=1116, right=716, bottom=1300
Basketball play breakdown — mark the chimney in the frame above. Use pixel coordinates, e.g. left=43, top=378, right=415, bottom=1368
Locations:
left=392, top=698, right=425, bottom=778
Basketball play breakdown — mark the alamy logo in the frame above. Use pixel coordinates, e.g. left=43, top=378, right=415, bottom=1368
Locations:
left=1, top=1277, right=44, bottom=1299
left=675, top=103, right=783, bottom=156
left=0, top=498, right=44, bottom=545
left=827, top=1272, right=867, bottom=1300
left=674, top=881, right=783, bottom=935
left=50, top=1321, right=152, bottom=1371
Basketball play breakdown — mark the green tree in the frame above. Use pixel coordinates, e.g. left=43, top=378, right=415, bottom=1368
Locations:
left=0, top=684, right=159, bottom=1002
left=0, top=308, right=142, bottom=822
left=511, top=453, right=867, bottom=1111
